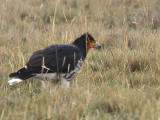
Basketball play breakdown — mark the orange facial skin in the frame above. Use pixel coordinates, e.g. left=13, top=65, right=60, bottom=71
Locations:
left=87, top=41, right=96, bottom=49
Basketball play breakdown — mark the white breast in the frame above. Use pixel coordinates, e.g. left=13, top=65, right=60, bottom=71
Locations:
left=35, top=73, right=58, bottom=81
left=65, top=58, right=84, bottom=80
left=34, top=58, right=84, bottom=81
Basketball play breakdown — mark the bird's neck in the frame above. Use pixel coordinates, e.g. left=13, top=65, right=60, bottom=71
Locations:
left=72, top=38, right=87, bottom=58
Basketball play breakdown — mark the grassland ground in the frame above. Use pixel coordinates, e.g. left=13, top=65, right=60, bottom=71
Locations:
left=0, top=0, right=160, bottom=119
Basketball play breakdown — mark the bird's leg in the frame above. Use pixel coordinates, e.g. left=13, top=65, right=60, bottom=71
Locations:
left=61, top=77, right=70, bottom=88
left=41, top=80, right=58, bottom=90
left=41, top=80, right=48, bottom=88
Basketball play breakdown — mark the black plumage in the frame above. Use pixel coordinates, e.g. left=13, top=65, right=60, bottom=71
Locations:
left=8, top=33, right=101, bottom=86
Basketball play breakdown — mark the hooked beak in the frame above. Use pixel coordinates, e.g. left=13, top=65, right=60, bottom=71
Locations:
left=94, top=42, right=101, bottom=49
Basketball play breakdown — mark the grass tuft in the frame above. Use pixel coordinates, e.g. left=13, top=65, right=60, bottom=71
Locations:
left=1, top=0, right=160, bottom=119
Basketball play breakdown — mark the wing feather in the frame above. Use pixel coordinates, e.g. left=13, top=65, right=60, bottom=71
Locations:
left=27, top=44, right=83, bottom=73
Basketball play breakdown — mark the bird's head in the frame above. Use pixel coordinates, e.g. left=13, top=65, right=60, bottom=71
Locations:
left=81, top=33, right=101, bottom=49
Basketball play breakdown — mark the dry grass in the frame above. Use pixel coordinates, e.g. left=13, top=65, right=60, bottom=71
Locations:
left=0, top=0, right=160, bottom=119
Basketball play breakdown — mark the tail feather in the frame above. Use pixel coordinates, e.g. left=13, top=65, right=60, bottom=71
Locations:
left=9, top=66, right=42, bottom=77
left=9, top=65, right=50, bottom=85
left=8, top=66, right=38, bottom=85
left=8, top=74, right=35, bottom=85
left=8, top=78, right=23, bottom=85
left=9, top=67, right=29, bottom=78
left=9, top=67, right=25, bottom=78
left=9, top=72, right=18, bottom=77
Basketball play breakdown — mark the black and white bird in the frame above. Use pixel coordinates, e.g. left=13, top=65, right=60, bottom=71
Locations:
left=8, top=33, right=101, bottom=87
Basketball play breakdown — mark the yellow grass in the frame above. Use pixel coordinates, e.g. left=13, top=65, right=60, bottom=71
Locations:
left=0, top=0, right=160, bottom=119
